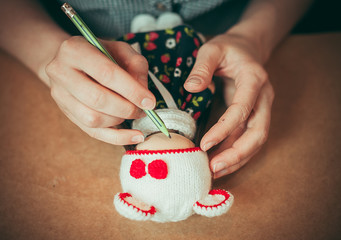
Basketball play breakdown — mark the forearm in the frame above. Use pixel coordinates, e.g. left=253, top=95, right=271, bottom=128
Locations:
left=227, top=0, right=313, bottom=63
left=0, top=0, right=69, bottom=86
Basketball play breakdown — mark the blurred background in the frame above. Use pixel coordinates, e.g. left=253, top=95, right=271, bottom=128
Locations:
left=41, top=0, right=341, bottom=37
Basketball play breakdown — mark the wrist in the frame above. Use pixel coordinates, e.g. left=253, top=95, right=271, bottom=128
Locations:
left=37, top=32, right=70, bottom=87
left=226, top=1, right=283, bottom=64
left=226, top=21, right=272, bottom=65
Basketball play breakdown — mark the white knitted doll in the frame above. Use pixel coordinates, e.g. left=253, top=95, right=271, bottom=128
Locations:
left=114, top=14, right=234, bottom=222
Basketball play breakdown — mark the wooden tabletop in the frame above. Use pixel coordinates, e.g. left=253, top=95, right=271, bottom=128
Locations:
left=0, top=33, right=340, bottom=240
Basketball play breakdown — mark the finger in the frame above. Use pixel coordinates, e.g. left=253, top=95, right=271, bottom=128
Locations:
left=70, top=113, right=145, bottom=145
left=103, top=41, right=149, bottom=88
left=213, top=154, right=254, bottom=179
left=54, top=97, right=145, bottom=145
left=210, top=83, right=274, bottom=175
left=48, top=64, right=145, bottom=119
left=51, top=84, right=125, bottom=128
left=208, top=121, right=246, bottom=159
left=58, top=37, right=155, bottom=110
left=184, top=43, right=221, bottom=93
left=201, top=64, right=267, bottom=151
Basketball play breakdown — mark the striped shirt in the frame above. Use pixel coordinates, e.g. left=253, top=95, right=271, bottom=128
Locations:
left=57, top=0, right=236, bottom=37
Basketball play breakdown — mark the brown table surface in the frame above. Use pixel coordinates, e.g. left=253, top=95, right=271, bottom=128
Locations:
left=1, top=33, right=340, bottom=240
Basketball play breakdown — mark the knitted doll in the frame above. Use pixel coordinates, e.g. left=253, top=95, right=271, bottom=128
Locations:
left=114, top=15, right=234, bottom=222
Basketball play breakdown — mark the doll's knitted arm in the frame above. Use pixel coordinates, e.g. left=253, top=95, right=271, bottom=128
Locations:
left=114, top=192, right=156, bottom=221
left=193, top=189, right=234, bottom=217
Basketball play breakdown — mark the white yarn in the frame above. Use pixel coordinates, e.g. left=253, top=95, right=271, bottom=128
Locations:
left=132, top=108, right=196, bottom=140
left=193, top=191, right=234, bottom=217
left=130, top=14, right=157, bottom=33
left=131, top=12, right=183, bottom=33
left=156, top=12, right=183, bottom=30
left=116, top=148, right=211, bottom=222
left=114, top=148, right=234, bottom=222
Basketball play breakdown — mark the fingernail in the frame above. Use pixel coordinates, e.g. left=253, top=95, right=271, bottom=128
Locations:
left=185, top=78, right=201, bottom=87
left=203, top=141, right=216, bottom=151
left=131, top=135, right=144, bottom=143
left=141, top=98, right=155, bottom=110
left=213, top=162, right=227, bottom=173
left=214, top=168, right=229, bottom=179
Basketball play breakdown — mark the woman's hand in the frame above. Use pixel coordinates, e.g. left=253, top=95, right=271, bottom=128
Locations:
left=185, top=32, right=275, bottom=178
left=46, top=36, right=155, bottom=145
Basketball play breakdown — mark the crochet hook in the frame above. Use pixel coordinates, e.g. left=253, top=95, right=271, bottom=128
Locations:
left=61, top=3, right=171, bottom=139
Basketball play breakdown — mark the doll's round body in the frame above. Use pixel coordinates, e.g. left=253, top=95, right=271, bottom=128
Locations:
left=115, top=133, right=234, bottom=222
left=119, top=134, right=211, bottom=222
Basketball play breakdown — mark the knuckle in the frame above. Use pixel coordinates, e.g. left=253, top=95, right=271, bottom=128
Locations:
left=115, top=41, right=130, bottom=49
left=236, top=103, right=252, bottom=122
left=254, top=67, right=268, bottom=86
left=60, top=36, right=81, bottom=51
left=127, top=54, right=148, bottom=69
left=45, top=61, right=59, bottom=79
left=243, top=63, right=268, bottom=86
left=59, top=39, right=74, bottom=54
left=83, top=112, right=102, bottom=128
left=122, top=104, right=139, bottom=119
left=202, top=41, right=221, bottom=54
left=231, top=149, right=242, bottom=165
left=88, top=91, right=106, bottom=109
left=99, top=63, right=115, bottom=85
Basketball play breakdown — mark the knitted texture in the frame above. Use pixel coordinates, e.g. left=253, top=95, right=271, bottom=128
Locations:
left=114, top=147, right=233, bottom=222
left=132, top=108, right=196, bottom=140
left=131, top=12, right=184, bottom=33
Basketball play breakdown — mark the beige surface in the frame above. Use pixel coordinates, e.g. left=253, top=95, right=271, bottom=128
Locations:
left=0, top=33, right=340, bottom=240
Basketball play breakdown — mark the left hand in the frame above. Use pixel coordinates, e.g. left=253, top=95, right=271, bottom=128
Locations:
left=184, top=32, right=275, bottom=178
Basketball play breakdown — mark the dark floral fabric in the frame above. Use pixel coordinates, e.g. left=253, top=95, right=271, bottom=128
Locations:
left=119, top=25, right=213, bottom=122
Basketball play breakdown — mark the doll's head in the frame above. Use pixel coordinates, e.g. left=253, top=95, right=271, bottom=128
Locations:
left=132, top=108, right=197, bottom=149
left=136, top=131, right=195, bottom=151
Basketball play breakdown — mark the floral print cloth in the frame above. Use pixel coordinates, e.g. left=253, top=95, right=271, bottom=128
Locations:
left=119, top=25, right=213, bottom=122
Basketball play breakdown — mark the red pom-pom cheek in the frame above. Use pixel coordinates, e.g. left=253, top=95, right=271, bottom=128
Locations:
left=148, top=160, right=168, bottom=179
left=130, top=159, right=147, bottom=179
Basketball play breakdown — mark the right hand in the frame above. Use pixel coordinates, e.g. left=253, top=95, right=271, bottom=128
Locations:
left=46, top=36, right=155, bottom=145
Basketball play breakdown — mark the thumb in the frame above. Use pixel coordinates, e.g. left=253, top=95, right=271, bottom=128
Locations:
left=184, top=45, right=220, bottom=93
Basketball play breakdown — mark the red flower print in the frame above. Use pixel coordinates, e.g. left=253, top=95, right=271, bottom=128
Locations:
left=181, top=101, right=187, bottom=110
left=161, top=54, right=170, bottom=63
left=176, top=57, right=182, bottom=67
left=186, top=94, right=192, bottom=102
left=193, top=111, right=201, bottom=120
left=144, top=42, right=157, bottom=51
left=125, top=33, right=135, bottom=40
left=194, top=37, right=200, bottom=47
left=176, top=31, right=181, bottom=43
left=192, top=49, right=198, bottom=58
left=160, top=74, right=170, bottom=83
left=149, top=32, right=159, bottom=41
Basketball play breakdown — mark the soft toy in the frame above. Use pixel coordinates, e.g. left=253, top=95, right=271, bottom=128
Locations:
left=113, top=16, right=233, bottom=222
